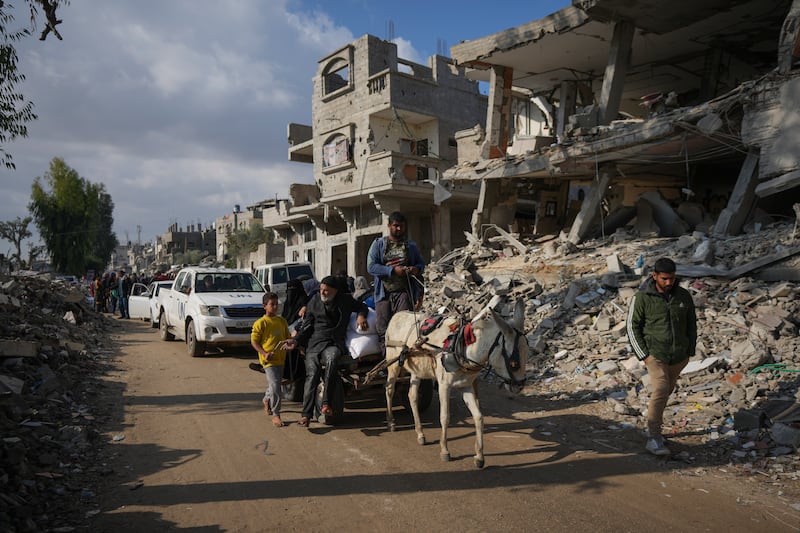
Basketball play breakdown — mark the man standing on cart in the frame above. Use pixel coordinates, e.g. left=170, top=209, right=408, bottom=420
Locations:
left=367, top=211, right=425, bottom=358
left=295, top=276, right=368, bottom=427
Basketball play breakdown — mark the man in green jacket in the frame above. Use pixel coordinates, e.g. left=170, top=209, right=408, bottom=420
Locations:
left=627, top=257, right=697, bottom=456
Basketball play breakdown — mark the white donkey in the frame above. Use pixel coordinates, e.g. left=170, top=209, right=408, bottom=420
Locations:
left=384, top=298, right=528, bottom=468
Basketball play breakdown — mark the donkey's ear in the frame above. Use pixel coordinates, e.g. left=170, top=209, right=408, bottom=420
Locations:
left=512, top=298, right=525, bottom=331
left=489, top=307, right=514, bottom=337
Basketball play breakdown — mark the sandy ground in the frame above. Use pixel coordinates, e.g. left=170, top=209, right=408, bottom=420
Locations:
left=88, top=319, right=800, bottom=532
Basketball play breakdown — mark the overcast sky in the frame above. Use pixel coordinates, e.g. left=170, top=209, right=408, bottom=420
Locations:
left=2, top=0, right=568, bottom=254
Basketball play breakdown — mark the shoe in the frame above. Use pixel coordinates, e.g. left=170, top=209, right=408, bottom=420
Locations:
left=298, top=417, right=310, bottom=427
left=645, top=437, right=671, bottom=456
left=249, top=362, right=265, bottom=373
left=320, top=403, right=333, bottom=416
left=272, top=415, right=285, bottom=427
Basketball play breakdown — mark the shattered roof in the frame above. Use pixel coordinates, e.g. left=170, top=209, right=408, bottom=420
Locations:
left=451, top=0, right=791, bottom=104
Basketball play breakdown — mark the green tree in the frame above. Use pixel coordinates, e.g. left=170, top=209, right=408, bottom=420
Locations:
left=26, top=241, right=44, bottom=267
left=0, top=215, right=32, bottom=269
left=226, top=225, right=273, bottom=267
left=29, top=157, right=118, bottom=274
left=1, top=1, right=68, bottom=169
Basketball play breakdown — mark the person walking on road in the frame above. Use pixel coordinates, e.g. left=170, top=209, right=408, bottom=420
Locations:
left=251, top=292, right=297, bottom=428
left=627, top=257, right=697, bottom=456
left=294, top=276, right=368, bottom=428
left=118, top=270, right=132, bottom=319
left=367, top=211, right=425, bottom=357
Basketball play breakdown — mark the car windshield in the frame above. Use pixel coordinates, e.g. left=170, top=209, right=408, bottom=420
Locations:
left=196, top=273, right=262, bottom=292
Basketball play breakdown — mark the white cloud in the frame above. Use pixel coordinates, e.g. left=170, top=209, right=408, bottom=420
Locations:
left=286, top=9, right=354, bottom=53
left=0, top=1, right=359, bottom=254
left=392, top=37, right=424, bottom=65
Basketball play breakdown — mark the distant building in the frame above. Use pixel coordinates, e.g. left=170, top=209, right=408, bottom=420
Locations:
left=157, top=222, right=216, bottom=265
left=215, top=200, right=274, bottom=264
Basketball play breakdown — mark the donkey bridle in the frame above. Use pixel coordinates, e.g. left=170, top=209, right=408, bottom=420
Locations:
left=435, top=319, right=526, bottom=388
left=484, top=328, right=527, bottom=388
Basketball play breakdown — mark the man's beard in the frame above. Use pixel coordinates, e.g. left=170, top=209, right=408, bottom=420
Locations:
left=320, top=293, right=334, bottom=303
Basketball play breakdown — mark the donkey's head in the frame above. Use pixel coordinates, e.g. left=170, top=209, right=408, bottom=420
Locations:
left=485, top=298, right=529, bottom=393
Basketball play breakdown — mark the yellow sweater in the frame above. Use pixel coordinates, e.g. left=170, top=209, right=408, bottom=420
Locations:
left=251, top=315, right=291, bottom=367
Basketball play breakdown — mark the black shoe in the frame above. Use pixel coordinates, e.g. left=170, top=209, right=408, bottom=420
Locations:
left=248, top=362, right=265, bottom=373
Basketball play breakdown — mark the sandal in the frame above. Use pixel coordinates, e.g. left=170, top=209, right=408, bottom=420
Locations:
left=320, top=403, right=333, bottom=416
left=298, top=417, right=310, bottom=427
left=262, top=399, right=272, bottom=416
left=272, top=416, right=285, bottom=427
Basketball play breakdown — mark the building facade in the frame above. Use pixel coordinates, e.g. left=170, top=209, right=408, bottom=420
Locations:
left=281, top=34, right=487, bottom=278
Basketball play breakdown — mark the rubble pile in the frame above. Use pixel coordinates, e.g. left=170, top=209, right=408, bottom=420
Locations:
left=423, top=220, right=800, bottom=481
left=0, top=274, right=115, bottom=532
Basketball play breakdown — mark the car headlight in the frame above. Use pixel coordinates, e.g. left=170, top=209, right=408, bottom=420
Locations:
left=199, top=305, right=221, bottom=316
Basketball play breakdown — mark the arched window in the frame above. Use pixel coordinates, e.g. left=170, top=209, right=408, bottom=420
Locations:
left=322, top=134, right=351, bottom=168
left=323, top=58, right=350, bottom=95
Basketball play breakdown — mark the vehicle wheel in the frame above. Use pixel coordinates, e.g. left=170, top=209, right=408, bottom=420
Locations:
left=159, top=312, right=175, bottom=341
left=315, top=378, right=345, bottom=425
left=401, top=379, right=434, bottom=413
left=186, top=320, right=206, bottom=357
left=150, top=310, right=159, bottom=329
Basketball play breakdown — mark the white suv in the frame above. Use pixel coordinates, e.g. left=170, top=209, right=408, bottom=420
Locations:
left=253, top=261, right=315, bottom=300
left=159, top=267, right=266, bottom=357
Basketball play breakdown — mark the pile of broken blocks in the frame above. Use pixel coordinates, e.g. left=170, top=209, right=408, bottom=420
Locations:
left=0, top=273, right=117, bottom=532
left=422, top=219, right=800, bottom=484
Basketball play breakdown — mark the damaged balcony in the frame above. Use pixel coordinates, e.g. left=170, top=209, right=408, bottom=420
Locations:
left=445, top=0, right=800, bottom=243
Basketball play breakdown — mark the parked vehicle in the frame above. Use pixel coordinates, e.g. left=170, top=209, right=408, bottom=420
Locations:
left=54, top=274, right=79, bottom=286
left=158, top=267, right=266, bottom=357
left=253, top=261, right=315, bottom=300
left=128, top=280, right=174, bottom=328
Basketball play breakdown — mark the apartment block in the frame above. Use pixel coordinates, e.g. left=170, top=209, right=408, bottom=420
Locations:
left=282, top=34, right=487, bottom=278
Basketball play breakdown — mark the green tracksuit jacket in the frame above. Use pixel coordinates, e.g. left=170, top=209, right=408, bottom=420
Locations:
left=627, top=278, right=697, bottom=364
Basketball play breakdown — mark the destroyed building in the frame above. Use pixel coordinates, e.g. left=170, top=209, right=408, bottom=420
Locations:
left=280, top=34, right=487, bottom=277
left=445, top=0, right=800, bottom=244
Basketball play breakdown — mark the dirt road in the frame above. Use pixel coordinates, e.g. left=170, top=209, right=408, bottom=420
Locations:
left=90, top=320, right=799, bottom=532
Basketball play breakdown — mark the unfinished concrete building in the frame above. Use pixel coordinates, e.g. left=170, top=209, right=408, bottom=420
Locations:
left=215, top=200, right=274, bottom=263
left=445, top=0, right=800, bottom=244
left=283, top=34, right=486, bottom=278
left=157, top=223, right=216, bottom=266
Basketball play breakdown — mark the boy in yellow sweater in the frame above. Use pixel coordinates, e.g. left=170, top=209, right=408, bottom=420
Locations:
left=251, top=293, right=296, bottom=427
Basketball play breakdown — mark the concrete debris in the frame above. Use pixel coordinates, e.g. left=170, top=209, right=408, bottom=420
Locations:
left=1, top=220, right=799, bottom=528
left=421, top=219, right=800, bottom=486
left=0, top=273, right=117, bottom=532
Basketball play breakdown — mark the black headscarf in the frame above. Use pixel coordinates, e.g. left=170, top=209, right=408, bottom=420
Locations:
left=282, top=278, right=308, bottom=324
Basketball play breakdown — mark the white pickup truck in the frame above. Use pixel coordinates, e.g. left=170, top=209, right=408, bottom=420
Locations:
left=129, top=280, right=174, bottom=328
left=158, top=267, right=266, bottom=357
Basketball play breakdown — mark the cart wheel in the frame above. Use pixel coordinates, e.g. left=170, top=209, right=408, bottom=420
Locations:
left=416, top=379, right=434, bottom=413
left=281, top=379, right=303, bottom=402
left=281, top=350, right=305, bottom=402
left=401, top=379, right=434, bottom=413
